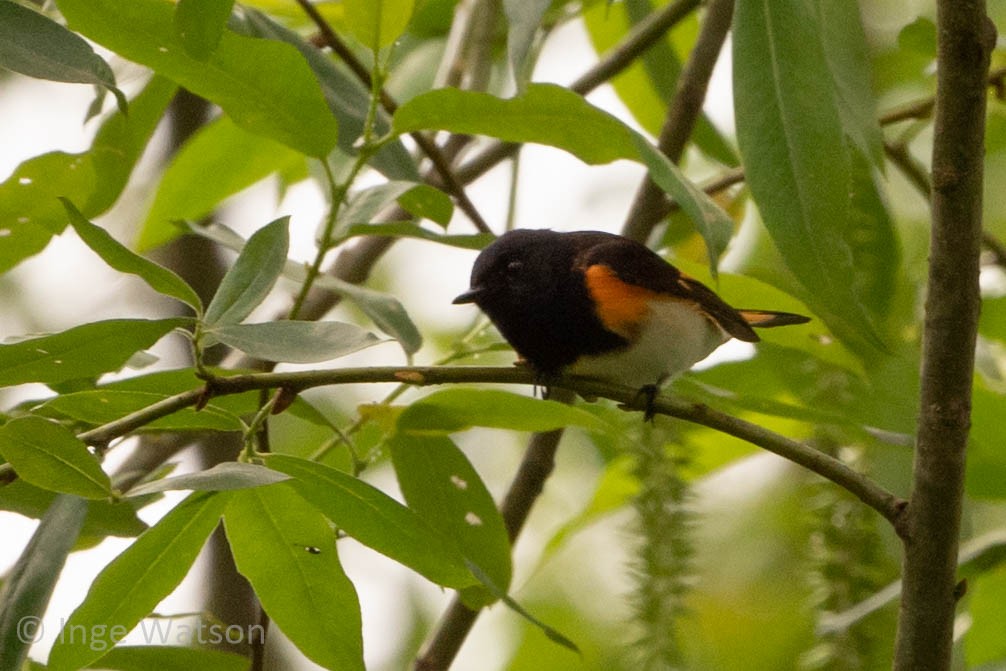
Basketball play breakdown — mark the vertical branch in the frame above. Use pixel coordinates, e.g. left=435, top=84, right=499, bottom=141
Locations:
left=893, top=2, right=995, bottom=670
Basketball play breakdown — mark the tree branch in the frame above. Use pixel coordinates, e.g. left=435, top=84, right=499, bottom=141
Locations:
left=31, top=366, right=898, bottom=523
left=621, top=0, right=734, bottom=243
left=892, top=3, right=995, bottom=670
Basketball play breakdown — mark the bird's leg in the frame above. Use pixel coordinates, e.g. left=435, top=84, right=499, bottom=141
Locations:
left=638, top=384, right=659, bottom=422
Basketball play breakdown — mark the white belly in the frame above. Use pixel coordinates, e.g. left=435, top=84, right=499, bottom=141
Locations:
left=568, top=298, right=729, bottom=388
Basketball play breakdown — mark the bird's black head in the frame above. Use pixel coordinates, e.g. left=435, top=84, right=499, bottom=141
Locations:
left=453, top=229, right=569, bottom=313
left=453, top=229, right=625, bottom=374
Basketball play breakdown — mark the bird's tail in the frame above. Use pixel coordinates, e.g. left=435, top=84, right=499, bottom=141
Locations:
left=737, top=310, right=811, bottom=329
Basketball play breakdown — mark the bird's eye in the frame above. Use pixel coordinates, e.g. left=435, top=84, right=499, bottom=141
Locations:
left=506, top=260, right=522, bottom=275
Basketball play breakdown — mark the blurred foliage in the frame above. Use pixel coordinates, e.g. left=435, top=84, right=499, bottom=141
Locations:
left=0, top=0, right=1003, bottom=670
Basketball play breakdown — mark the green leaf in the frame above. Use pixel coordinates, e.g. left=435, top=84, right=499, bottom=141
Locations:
left=633, top=137, right=734, bottom=274
left=207, top=320, right=382, bottom=364
left=41, top=389, right=242, bottom=433
left=344, top=222, right=492, bottom=250
left=968, top=563, right=1006, bottom=667
left=48, top=492, right=229, bottom=671
left=397, top=388, right=611, bottom=434
left=813, top=0, right=884, bottom=166
left=182, top=221, right=423, bottom=353
left=0, top=76, right=175, bottom=274
left=87, top=646, right=250, bottom=671
left=265, top=454, right=477, bottom=589
left=224, top=484, right=364, bottom=671
left=733, top=0, right=883, bottom=349
left=317, top=277, right=423, bottom=355
left=0, top=495, right=87, bottom=671
left=503, top=0, right=549, bottom=85
left=0, top=318, right=187, bottom=387
left=138, top=116, right=302, bottom=251
left=202, top=217, right=289, bottom=328
left=343, top=0, right=415, bottom=50
left=0, top=0, right=126, bottom=112
left=56, top=0, right=338, bottom=157
left=966, top=382, right=1006, bottom=499
left=126, top=462, right=289, bottom=497
left=582, top=2, right=737, bottom=167
left=336, top=182, right=454, bottom=237
left=0, top=480, right=147, bottom=538
left=464, top=559, right=579, bottom=654
left=62, top=198, right=203, bottom=312
left=174, top=0, right=234, bottom=59
left=392, top=84, right=735, bottom=270
left=0, top=416, right=111, bottom=499
left=240, top=9, right=417, bottom=181
left=394, top=84, right=638, bottom=164
left=389, top=432, right=511, bottom=607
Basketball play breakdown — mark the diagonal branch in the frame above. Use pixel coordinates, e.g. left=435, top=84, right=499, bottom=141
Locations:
left=621, top=0, right=735, bottom=243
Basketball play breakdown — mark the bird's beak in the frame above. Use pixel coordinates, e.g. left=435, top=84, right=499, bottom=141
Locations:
left=452, top=286, right=484, bottom=304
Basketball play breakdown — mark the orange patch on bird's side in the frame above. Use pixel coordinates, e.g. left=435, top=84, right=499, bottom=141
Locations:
left=583, top=264, right=658, bottom=337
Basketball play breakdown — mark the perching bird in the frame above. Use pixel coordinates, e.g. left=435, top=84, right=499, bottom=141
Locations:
left=454, top=229, right=809, bottom=407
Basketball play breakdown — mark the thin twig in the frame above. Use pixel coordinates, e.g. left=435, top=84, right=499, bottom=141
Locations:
left=293, top=0, right=492, bottom=234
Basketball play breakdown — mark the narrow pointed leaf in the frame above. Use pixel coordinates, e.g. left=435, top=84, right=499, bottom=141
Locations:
left=503, top=0, right=550, bottom=85
left=337, top=182, right=453, bottom=235
left=203, top=217, right=289, bottom=327
left=47, top=492, right=229, bottom=671
left=182, top=221, right=422, bottom=353
left=126, top=462, right=290, bottom=497
left=265, top=454, right=477, bottom=589
left=343, top=222, right=492, bottom=250
left=813, top=0, right=884, bottom=166
left=465, top=560, right=579, bottom=653
left=0, top=0, right=126, bottom=112
left=56, top=0, right=338, bottom=157
left=393, top=84, right=734, bottom=269
left=224, top=484, right=364, bottom=671
left=0, top=416, right=111, bottom=499
left=240, top=9, right=416, bottom=181
left=208, top=320, right=381, bottom=363
left=62, top=199, right=202, bottom=312
left=0, top=318, right=187, bottom=386
left=389, top=433, right=511, bottom=607
left=733, top=0, right=882, bottom=348
left=398, top=388, right=611, bottom=434
left=0, top=495, right=87, bottom=671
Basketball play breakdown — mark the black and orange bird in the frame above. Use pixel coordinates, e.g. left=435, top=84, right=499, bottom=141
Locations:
left=454, top=229, right=809, bottom=405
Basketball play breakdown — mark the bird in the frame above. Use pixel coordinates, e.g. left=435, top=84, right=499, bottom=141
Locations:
left=453, top=229, right=809, bottom=414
